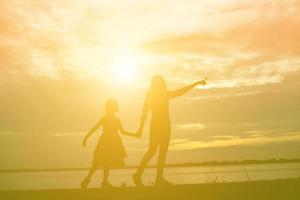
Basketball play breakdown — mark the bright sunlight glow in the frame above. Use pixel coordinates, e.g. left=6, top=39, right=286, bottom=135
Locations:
left=111, top=55, right=139, bottom=83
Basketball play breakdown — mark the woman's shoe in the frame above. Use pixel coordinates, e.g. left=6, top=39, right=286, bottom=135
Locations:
left=101, top=181, right=113, bottom=189
left=155, top=177, right=173, bottom=186
left=81, top=177, right=90, bottom=189
left=132, top=173, right=144, bottom=187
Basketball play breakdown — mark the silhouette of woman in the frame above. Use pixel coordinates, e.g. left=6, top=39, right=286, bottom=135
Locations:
left=133, top=75, right=207, bottom=186
left=81, top=99, right=138, bottom=188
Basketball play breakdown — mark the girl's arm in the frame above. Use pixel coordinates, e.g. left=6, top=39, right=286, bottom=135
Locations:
left=82, top=117, right=103, bottom=147
left=168, top=78, right=207, bottom=99
left=121, top=130, right=138, bottom=137
left=119, top=119, right=139, bottom=138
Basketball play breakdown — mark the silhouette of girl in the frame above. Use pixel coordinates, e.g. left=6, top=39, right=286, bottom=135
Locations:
left=133, top=75, right=207, bottom=186
left=81, top=99, right=137, bottom=188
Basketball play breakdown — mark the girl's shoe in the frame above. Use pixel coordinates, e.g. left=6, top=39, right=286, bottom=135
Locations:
left=132, top=173, right=144, bottom=187
left=155, top=177, right=173, bottom=186
left=81, top=177, right=90, bottom=189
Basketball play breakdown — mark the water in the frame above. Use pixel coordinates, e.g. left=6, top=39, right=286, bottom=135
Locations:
left=0, top=163, right=299, bottom=191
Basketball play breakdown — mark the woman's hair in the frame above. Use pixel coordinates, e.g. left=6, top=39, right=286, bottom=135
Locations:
left=150, top=75, right=167, bottom=93
left=105, top=99, right=119, bottom=114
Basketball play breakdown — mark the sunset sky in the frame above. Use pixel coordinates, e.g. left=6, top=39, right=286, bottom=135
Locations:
left=1, top=0, right=300, bottom=169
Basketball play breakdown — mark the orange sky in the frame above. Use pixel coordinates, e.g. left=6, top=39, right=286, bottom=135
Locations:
left=0, top=0, right=300, bottom=168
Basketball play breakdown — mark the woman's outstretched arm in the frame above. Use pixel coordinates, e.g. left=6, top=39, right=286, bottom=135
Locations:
left=82, top=118, right=103, bottom=147
left=168, top=78, right=207, bottom=99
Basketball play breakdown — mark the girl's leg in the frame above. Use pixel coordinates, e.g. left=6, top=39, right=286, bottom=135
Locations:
left=86, top=165, right=98, bottom=180
left=81, top=164, right=98, bottom=188
left=102, top=167, right=113, bottom=188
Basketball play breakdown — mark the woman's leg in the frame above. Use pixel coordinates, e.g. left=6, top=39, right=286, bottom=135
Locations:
left=156, top=127, right=171, bottom=183
left=103, top=167, right=110, bottom=184
left=133, top=139, right=159, bottom=185
left=156, top=140, right=170, bottom=182
left=135, top=141, right=158, bottom=176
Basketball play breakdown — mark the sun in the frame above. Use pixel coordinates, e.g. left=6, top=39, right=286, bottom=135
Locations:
left=115, top=63, right=136, bottom=82
left=111, top=55, right=138, bottom=83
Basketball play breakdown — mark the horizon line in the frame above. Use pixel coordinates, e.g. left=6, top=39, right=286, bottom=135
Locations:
left=1, top=158, right=299, bottom=173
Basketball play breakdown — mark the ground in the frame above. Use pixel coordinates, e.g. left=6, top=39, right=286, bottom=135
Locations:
left=1, top=178, right=299, bottom=200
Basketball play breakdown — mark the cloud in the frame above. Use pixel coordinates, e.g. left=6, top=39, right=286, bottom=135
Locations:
left=141, top=0, right=300, bottom=88
left=1, top=0, right=300, bottom=88
left=174, top=123, right=206, bottom=130
left=170, top=131, right=300, bottom=151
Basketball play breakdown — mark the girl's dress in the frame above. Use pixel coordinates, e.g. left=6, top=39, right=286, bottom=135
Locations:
left=93, top=115, right=127, bottom=168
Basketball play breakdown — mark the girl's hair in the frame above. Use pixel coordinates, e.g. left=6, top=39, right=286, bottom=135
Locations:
left=105, top=99, right=119, bottom=114
left=150, top=75, right=167, bottom=93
